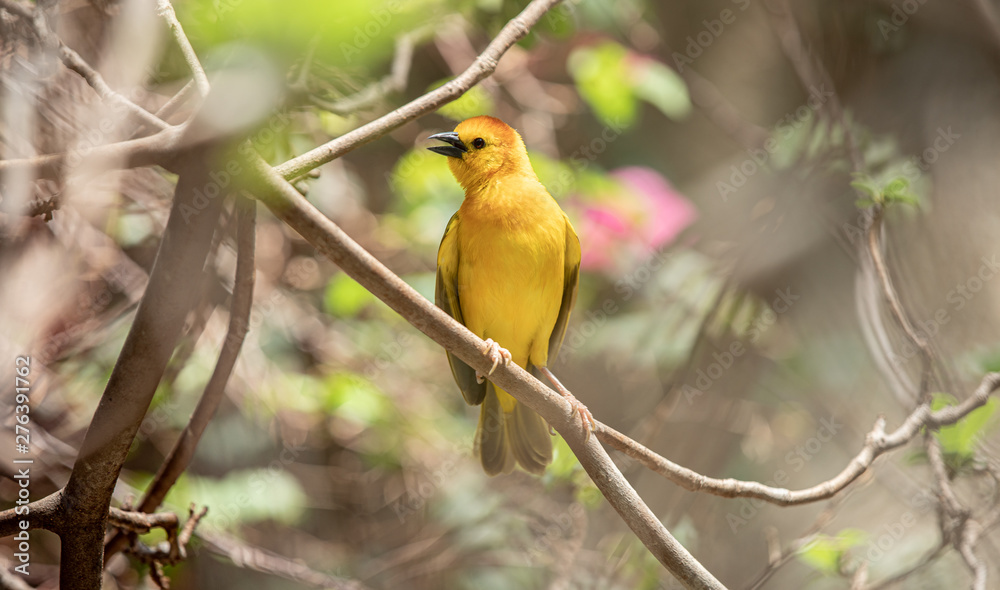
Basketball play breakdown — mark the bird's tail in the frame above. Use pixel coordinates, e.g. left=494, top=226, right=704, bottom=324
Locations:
left=475, top=381, right=553, bottom=475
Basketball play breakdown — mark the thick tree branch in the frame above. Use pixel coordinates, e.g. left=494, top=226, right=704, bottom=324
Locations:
left=104, top=197, right=256, bottom=562
left=273, top=0, right=562, bottom=180
left=57, top=146, right=228, bottom=590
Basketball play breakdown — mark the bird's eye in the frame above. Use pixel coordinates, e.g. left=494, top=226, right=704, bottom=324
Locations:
left=472, top=137, right=486, bottom=149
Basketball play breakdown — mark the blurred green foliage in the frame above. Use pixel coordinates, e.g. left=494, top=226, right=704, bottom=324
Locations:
left=931, top=394, right=999, bottom=469
left=568, top=40, right=690, bottom=128
left=797, top=529, right=867, bottom=576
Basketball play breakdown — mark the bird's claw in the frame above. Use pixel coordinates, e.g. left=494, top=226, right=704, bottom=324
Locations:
left=569, top=399, right=596, bottom=442
left=483, top=338, right=511, bottom=375
left=476, top=338, right=511, bottom=384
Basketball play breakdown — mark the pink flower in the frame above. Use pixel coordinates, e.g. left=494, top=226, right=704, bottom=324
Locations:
left=573, top=167, right=696, bottom=272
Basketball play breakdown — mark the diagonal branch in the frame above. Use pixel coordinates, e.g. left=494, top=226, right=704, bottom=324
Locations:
left=273, top=0, right=563, bottom=180
left=156, top=0, right=210, bottom=97
left=245, top=155, right=726, bottom=590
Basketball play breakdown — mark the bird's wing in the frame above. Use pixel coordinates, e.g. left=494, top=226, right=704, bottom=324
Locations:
left=547, top=215, right=581, bottom=364
left=435, top=212, right=487, bottom=406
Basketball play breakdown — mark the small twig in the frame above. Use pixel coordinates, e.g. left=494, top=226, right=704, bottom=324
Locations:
left=743, top=489, right=853, bottom=590
left=274, top=0, right=564, bottom=181
left=864, top=541, right=947, bottom=589
left=108, top=506, right=179, bottom=534
left=123, top=504, right=208, bottom=568
left=155, top=80, right=197, bottom=120
left=156, top=0, right=210, bottom=97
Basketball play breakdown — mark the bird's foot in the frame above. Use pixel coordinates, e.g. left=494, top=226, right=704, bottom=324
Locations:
left=476, top=338, right=512, bottom=384
left=538, top=366, right=596, bottom=441
left=565, top=395, right=596, bottom=441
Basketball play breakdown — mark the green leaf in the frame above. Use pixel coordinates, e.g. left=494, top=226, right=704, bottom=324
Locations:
left=324, top=273, right=376, bottom=317
left=631, top=60, right=691, bottom=121
left=568, top=41, right=637, bottom=127
left=932, top=393, right=999, bottom=460
left=797, top=529, right=867, bottom=575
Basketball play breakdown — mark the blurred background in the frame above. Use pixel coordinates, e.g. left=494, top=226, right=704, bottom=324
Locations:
left=3, top=0, right=1000, bottom=588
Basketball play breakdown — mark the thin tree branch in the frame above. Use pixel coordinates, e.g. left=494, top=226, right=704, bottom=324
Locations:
left=156, top=0, right=210, bottom=97
left=273, top=0, right=563, bottom=180
left=104, top=197, right=257, bottom=563
left=866, top=207, right=936, bottom=401
left=0, top=124, right=186, bottom=181
left=156, top=80, right=197, bottom=120
left=245, top=155, right=726, bottom=589
left=0, top=0, right=170, bottom=131
left=594, top=372, right=1000, bottom=506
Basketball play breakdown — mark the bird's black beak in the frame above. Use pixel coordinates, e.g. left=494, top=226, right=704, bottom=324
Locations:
left=427, top=132, right=467, bottom=159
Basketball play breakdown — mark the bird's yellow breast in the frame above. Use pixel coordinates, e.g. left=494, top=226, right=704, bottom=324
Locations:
left=455, top=176, right=566, bottom=370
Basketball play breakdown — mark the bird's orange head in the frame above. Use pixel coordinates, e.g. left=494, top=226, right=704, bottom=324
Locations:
left=427, top=116, right=533, bottom=191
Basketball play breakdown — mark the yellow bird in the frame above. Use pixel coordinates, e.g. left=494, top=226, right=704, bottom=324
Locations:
left=429, top=116, right=591, bottom=476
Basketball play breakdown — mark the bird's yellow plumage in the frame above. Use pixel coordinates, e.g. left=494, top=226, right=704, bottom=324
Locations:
left=430, top=116, right=581, bottom=475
